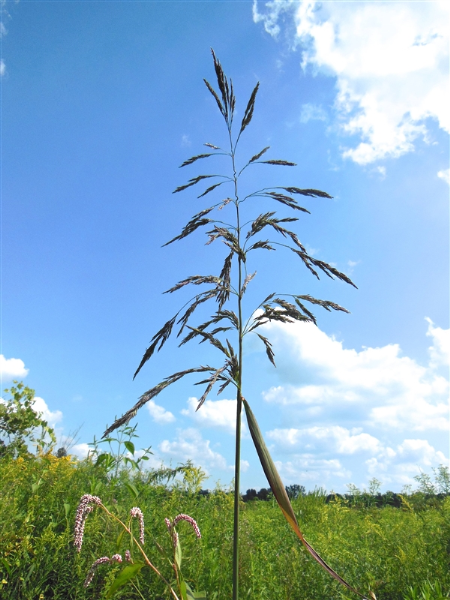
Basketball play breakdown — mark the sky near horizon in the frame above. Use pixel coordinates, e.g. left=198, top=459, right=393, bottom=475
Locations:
left=1, top=0, right=449, bottom=493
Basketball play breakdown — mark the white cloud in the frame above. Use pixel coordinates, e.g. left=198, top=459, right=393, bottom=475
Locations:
left=267, top=425, right=385, bottom=455
left=274, top=456, right=351, bottom=484
left=71, top=442, right=91, bottom=459
left=159, top=428, right=230, bottom=474
left=0, top=59, right=5, bottom=77
left=32, top=396, right=63, bottom=428
left=181, top=134, right=191, bottom=147
left=437, top=168, right=450, bottom=185
left=0, top=355, right=29, bottom=380
left=426, top=317, right=450, bottom=369
left=299, top=103, right=327, bottom=123
left=254, top=0, right=450, bottom=164
left=260, top=319, right=449, bottom=432
left=146, top=399, right=175, bottom=424
left=181, top=397, right=242, bottom=434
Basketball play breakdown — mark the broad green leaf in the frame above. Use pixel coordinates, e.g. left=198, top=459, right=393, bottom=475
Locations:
left=180, top=578, right=188, bottom=600
left=175, top=539, right=182, bottom=569
left=125, top=482, right=139, bottom=499
left=95, top=453, right=111, bottom=466
left=243, top=398, right=369, bottom=599
left=106, top=562, right=144, bottom=598
left=63, top=503, right=71, bottom=519
left=124, top=441, right=135, bottom=455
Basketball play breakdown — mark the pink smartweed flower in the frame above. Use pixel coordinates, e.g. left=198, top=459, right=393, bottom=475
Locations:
left=74, top=494, right=102, bottom=552
left=130, top=506, right=145, bottom=545
left=111, top=554, right=123, bottom=563
left=164, top=517, right=172, bottom=531
left=173, top=531, right=179, bottom=548
left=173, top=514, right=201, bottom=539
left=83, top=556, right=111, bottom=588
left=125, top=550, right=132, bottom=563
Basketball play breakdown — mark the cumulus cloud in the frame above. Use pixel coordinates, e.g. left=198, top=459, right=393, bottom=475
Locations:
left=274, top=456, right=350, bottom=484
left=181, top=397, right=243, bottom=434
left=71, top=443, right=91, bottom=459
left=437, top=168, right=450, bottom=185
left=0, top=355, right=29, bottom=380
left=256, top=317, right=449, bottom=488
left=32, top=397, right=63, bottom=428
left=254, top=0, right=450, bottom=165
left=159, top=428, right=230, bottom=474
left=267, top=425, right=386, bottom=455
left=146, top=400, right=175, bottom=424
left=261, top=319, right=449, bottom=432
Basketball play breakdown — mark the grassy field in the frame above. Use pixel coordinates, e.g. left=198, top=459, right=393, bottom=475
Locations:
left=1, top=453, right=449, bottom=600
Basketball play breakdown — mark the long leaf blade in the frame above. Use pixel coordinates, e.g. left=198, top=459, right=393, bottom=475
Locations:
left=242, top=398, right=370, bottom=599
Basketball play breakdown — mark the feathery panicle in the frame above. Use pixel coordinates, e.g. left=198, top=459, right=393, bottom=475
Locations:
left=179, top=153, right=214, bottom=168
left=240, top=82, right=260, bottom=135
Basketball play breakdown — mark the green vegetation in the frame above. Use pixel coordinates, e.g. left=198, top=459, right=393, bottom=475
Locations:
left=1, top=449, right=449, bottom=600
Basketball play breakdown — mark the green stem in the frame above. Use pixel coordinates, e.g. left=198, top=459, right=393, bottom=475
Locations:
left=230, top=128, right=243, bottom=600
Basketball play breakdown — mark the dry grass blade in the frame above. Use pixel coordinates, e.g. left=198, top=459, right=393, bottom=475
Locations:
left=133, top=316, right=177, bottom=379
left=241, top=271, right=256, bottom=297
left=293, top=298, right=317, bottom=325
left=296, top=294, right=350, bottom=315
left=217, top=251, right=233, bottom=309
left=283, top=187, right=333, bottom=199
left=259, top=160, right=296, bottom=166
left=198, top=181, right=225, bottom=198
left=176, top=290, right=218, bottom=337
left=292, top=252, right=358, bottom=289
left=242, top=398, right=371, bottom=600
left=211, top=49, right=229, bottom=122
left=240, top=82, right=260, bottom=134
left=180, top=153, right=214, bottom=168
left=184, top=325, right=230, bottom=357
left=196, top=365, right=227, bottom=410
left=265, top=192, right=310, bottom=214
left=203, top=78, right=224, bottom=117
left=247, top=240, right=275, bottom=253
left=163, top=217, right=212, bottom=247
left=249, top=146, right=270, bottom=164
left=173, top=175, right=217, bottom=194
left=256, top=334, right=276, bottom=366
left=164, top=275, right=220, bottom=294
left=103, top=366, right=215, bottom=437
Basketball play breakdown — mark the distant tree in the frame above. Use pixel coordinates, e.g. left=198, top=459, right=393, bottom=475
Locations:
left=286, top=484, right=306, bottom=500
left=0, top=380, right=56, bottom=458
left=102, top=51, right=366, bottom=599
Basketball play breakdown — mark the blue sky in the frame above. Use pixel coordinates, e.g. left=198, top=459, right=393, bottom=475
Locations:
left=1, top=0, right=448, bottom=493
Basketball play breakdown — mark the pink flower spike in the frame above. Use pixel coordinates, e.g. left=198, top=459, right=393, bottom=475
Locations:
left=111, top=554, right=123, bottom=563
left=83, top=556, right=110, bottom=587
left=173, top=531, right=179, bottom=548
left=164, top=517, right=172, bottom=531
left=173, top=514, right=201, bottom=539
left=125, top=550, right=132, bottom=563
left=130, top=506, right=145, bottom=545
left=74, top=495, right=102, bottom=552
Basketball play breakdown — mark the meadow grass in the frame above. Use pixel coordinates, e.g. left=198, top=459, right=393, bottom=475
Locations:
left=1, top=454, right=449, bottom=600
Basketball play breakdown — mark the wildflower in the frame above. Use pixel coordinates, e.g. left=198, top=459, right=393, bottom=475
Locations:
left=173, top=531, right=179, bottom=548
left=74, top=494, right=102, bottom=552
left=164, top=517, right=172, bottom=531
left=83, top=556, right=110, bottom=588
left=173, top=514, right=201, bottom=538
left=111, top=554, right=123, bottom=563
left=130, top=506, right=145, bottom=544
left=125, top=550, right=132, bottom=563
